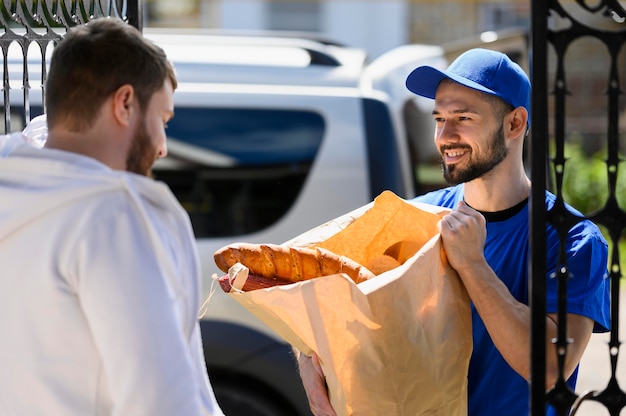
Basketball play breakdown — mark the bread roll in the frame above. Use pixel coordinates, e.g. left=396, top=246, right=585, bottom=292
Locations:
left=366, top=254, right=401, bottom=275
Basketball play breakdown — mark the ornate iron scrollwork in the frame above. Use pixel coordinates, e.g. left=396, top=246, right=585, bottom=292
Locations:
left=574, top=0, right=626, bottom=19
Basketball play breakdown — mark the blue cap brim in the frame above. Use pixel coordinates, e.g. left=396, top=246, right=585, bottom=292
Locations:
left=405, top=65, right=500, bottom=100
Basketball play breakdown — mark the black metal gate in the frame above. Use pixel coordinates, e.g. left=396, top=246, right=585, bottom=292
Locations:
left=530, top=0, right=626, bottom=414
left=0, top=0, right=142, bottom=133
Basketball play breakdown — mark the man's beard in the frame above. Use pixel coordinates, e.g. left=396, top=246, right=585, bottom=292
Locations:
left=441, top=123, right=508, bottom=185
left=126, top=119, right=158, bottom=178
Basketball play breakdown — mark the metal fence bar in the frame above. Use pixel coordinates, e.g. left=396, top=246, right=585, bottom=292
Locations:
left=530, top=0, right=626, bottom=414
left=0, top=0, right=141, bottom=134
left=529, top=0, right=549, bottom=413
left=126, top=0, right=142, bottom=31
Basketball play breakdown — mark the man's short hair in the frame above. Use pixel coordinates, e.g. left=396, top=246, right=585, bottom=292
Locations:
left=45, top=17, right=177, bottom=132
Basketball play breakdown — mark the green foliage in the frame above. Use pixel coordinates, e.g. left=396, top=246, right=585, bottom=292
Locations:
left=554, top=141, right=626, bottom=270
left=558, top=142, right=626, bottom=214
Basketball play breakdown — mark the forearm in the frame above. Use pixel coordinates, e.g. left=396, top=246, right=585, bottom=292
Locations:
left=457, top=260, right=581, bottom=390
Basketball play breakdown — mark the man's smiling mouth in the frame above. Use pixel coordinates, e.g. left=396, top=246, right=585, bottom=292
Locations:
left=444, top=148, right=469, bottom=162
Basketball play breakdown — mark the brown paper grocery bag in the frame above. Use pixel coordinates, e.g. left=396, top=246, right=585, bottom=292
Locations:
left=225, top=191, right=472, bottom=416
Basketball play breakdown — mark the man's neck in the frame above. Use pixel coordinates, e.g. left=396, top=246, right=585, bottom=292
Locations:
left=462, top=170, right=531, bottom=213
left=46, top=126, right=128, bottom=171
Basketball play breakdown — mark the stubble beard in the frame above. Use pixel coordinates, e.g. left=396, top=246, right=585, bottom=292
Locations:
left=441, top=123, right=508, bottom=185
left=126, top=118, right=158, bottom=178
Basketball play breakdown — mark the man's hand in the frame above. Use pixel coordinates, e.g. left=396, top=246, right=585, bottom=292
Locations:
left=296, top=352, right=337, bottom=416
left=438, top=201, right=487, bottom=271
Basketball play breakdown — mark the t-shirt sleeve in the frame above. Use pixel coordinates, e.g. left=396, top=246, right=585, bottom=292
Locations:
left=545, top=221, right=611, bottom=333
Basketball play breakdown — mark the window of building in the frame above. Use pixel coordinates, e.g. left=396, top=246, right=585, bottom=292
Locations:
left=478, top=3, right=530, bottom=32
left=267, top=1, right=321, bottom=32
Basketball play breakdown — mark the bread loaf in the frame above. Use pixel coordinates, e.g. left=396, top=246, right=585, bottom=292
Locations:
left=213, top=242, right=375, bottom=284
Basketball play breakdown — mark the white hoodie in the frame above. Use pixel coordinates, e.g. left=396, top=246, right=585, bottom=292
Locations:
left=0, top=127, right=224, bottom=416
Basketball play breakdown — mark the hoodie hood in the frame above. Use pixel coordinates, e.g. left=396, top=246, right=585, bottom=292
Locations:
left=0, top=137, right=202, bottom=336
left=0, top=144, right=185, bottom=242
left=0, top=115, right=187, bottom=245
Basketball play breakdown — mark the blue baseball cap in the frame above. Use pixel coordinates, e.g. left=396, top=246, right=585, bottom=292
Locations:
left=406, top=48, right=530, bottom=125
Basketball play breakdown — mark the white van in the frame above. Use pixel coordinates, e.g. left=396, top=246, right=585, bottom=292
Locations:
left=4, top=28, right=526, bottom=416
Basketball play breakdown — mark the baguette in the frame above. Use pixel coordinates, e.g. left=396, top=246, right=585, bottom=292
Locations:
left=213, top=242, right=375, bottom=284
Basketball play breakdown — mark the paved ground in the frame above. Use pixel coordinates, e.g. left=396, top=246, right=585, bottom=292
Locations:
left=573, top=286, right=625, bottom=415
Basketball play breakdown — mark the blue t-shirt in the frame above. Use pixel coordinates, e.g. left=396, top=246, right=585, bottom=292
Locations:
left=413, top=184, right=610, bottom=416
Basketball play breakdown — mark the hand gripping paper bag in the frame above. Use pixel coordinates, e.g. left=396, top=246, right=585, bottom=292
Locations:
left=218, top=191, right=472, bottom=416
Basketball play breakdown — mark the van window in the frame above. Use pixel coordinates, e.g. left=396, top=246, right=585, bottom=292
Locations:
left=153, top=107, right=325, bottom=238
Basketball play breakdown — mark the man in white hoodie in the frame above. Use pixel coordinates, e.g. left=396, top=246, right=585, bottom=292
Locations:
left=0, top=18, right=225, bottom=416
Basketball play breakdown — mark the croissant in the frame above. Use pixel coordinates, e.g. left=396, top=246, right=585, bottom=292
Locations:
left=213, top=242, right=375, bottom=284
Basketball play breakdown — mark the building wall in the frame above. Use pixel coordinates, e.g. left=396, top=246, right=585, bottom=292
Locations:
left=409, top=2, right=478, bottom=46
left=220, top=0, right=266, bottom=30
left=214, top=0, right=410, bottom=59
left=406, top=0, right=530, bottom=46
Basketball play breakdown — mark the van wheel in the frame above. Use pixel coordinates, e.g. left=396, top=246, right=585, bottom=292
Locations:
left=213, top=379, right=295, bottom=416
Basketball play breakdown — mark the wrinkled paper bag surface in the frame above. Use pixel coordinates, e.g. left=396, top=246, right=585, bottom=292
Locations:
left=226, top=191, right=472, bottom=416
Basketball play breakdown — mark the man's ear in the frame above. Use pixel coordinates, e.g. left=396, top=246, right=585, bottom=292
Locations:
left=112, top=84, right=136, bottom=127
left=507, top=107, right=528, bottom=139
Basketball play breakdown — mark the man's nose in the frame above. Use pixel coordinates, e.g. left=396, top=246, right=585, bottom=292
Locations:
left=436, top=121, right=459, bottom=143
left=158, top=142, right=168, bottom=158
